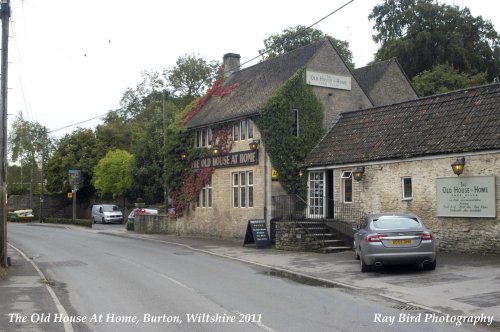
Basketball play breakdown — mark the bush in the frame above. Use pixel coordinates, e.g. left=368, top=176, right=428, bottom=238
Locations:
left=44, top=218, right=92, bottom=228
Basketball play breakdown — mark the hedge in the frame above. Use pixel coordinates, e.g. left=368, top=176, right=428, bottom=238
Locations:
left=44, top=218, right=92, bottom=228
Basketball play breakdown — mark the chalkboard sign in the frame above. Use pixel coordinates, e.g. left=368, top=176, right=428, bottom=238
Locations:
left=244, top=219, right=271, bottom=248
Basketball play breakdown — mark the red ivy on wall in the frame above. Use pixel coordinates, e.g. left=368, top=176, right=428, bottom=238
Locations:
left=172, top=167, right=215, bottom=217
left=211, top=125, right=233, bottom=154
left=182, top=66, right=240, bottom=126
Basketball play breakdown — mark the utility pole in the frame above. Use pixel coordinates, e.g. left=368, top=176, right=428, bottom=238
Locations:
left=0, top=0, right=10, bottom=268
left=162, top=90, right=169, bottom=214
left=39, top=127, right=46, bottom=223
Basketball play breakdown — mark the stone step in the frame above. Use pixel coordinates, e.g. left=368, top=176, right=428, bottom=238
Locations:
left=317, top=246, right=353, bottom=254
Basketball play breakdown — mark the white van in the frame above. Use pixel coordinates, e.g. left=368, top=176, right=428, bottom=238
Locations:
left=91, top=204, right=124, bottom=224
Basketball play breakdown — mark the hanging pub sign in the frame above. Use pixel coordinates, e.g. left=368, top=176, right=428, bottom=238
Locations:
left=243, top=219, right=271, bottom=248
left=271, top=168, right=279, bottom=181
left=191, top=150, right=258, bottom=169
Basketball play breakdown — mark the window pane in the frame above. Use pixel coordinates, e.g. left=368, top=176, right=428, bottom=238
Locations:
left=292, top=109, right=299, bottom=137
left=233, top=123, right=239, bottom=141
left=248, top=120, right=254, bottom=139
left=233, top=173, right=238, bottom=186
left=403, top=177, right=412, bottom=198
left=195, top=131, right=200, bottom=147
left=202, top=188, right=206, bottom=207
left=248, top=187, right=253, bottom=207
left=241, top=120, right=246, bottom=140
left=208, top=188, right=212, bottom=207
left=201, top=129, right=206, bottom=146
left=233, top=188, right=238, bottom=207
left=241, top=187, right=246, bottom=207
left=248, top=171, right=253, bottom=185
left=344, top=178, right=352, bottom=203
left=207, top=128, right=212, bottom=146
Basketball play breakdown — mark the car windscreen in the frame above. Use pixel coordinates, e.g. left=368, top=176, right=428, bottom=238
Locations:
left=103, top=205, right=119, bottom=212
left=373, top=217, right=420, bottom=230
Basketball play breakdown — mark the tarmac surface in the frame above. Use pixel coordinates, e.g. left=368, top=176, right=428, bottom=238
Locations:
left=2, top=222, right=500, bottom=331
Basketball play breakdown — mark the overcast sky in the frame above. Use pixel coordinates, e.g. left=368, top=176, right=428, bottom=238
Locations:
left=6, top=0, right=500, bottom=137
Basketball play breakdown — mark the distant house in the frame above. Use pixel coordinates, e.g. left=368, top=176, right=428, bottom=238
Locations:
left=177, top=38, right=417, bottom=240
left=303, top=83, right=500, bottom=254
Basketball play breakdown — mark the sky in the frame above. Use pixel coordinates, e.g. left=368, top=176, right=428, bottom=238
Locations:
left=5, top=0, right=500, bottom=138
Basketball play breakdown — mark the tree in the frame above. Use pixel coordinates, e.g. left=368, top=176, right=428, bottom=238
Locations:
left=259, top=25, right=354, bottom=68
left=164, top=54, right=220, bottom=100
left=370, top=0, right=500, bottom=81
left=45, top=128, right=99, bottom=194
left=412, top=63, right=487, bottom=96
left=92, top=149, right=134, bottom=199
left=8, top=112, right=53, bottom=200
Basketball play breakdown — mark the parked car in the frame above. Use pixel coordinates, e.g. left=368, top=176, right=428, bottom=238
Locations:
left=127, top=208, right=158, bottom=223
left=354, top=213, right=436, bottom=272
left=8, top=209, right=34, bottom=222
left=91, top=204, right=123, bottom=224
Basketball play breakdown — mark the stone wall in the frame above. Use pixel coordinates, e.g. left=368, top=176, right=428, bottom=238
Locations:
left=134, top=214, right=176, bottom=234
left=8, top=194, right=88, bottom=219
left=333, top=153, right=500, bottom=254
left=274, top=221, right=322, bottom=252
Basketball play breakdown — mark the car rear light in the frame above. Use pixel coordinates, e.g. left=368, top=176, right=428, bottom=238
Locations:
left=417, top=232, right=433, bottom=240
left=366, top=234, right=386, bottom=242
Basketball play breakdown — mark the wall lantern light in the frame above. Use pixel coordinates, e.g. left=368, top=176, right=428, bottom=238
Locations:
left=180, top=151, right=188, bottom=160
left=210, top=146, right=221, bottom=156
left=298, top=169, right=305, bottom=177
left=352, top=166, right=365, bottom=181
left=249, top=139, right=260, bottom=151
left=451, top=157, right=465, bottom=176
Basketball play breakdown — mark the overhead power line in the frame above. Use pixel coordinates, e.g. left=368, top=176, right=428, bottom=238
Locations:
left=47, top=0, right=354, bottom=134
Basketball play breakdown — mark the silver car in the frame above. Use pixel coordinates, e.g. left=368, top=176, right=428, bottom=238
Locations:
left=354, top=213, right=436, bottom=272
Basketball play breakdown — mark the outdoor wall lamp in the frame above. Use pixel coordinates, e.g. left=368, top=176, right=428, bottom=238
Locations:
left=249, top=139, right=260, bottom=151
left=352, top=166, right=365, bottom=181
left=210, top=146, right=221, bottom=156
left=180, top=151, right=188, bottom=160
left=451, top=157, right=465, bottom=176
left=298, top=169, right=305, bottom=177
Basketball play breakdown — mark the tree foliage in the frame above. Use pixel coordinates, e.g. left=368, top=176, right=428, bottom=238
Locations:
left=9, top=112, right=52, bottom=165
left=165, top=54, right=220, bottom=99
left=45, top=128, right=99, bottom=193
left=259, top=25, right=354, bottom=68
left=93, top=149, right=134, bottom=199
left=370, top=0, right=500, bottom=81
left=412, top=63, right=488, bottom=96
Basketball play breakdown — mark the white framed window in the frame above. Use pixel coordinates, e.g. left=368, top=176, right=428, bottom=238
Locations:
left=232, top=171, right=254, bottom=208
left=341, top=171, right=353, bottom=203
left=402, top=177, right=412, bottom=200
left=195, top=128, right=212, bottom=148
left=233, top=119, right=254, bottom=141
left=308, top=171, right=325, bottom=217
left=197, top=177, right=212, bottom=208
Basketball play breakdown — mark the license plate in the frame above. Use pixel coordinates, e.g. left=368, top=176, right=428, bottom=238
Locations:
left=392, top=239, right=412, bottom=245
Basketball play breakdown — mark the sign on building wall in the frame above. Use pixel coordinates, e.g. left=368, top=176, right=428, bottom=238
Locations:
left=436, top=176, right=496, bottom=218
left=306, top=70, right=351, bottom=90
left=191, top=150, right=258, bottom=169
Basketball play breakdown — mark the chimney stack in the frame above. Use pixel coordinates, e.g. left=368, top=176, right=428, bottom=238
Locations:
left=223, top=53, right=240, bottom=77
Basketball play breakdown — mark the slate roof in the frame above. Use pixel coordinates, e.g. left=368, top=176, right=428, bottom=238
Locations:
left=303, top=83, right=500, bottom=167
left=353, top=58, right=396, bottom=94
left=185, top=39, right=331, bottom=129
left=353, top=58, right=417, bottom=104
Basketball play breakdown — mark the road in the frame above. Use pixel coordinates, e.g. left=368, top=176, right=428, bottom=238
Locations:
left=3, top=223, right=494, bottom=332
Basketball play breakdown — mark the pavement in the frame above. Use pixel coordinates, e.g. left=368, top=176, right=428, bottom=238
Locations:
left=2, top=222, right=500, bottom=331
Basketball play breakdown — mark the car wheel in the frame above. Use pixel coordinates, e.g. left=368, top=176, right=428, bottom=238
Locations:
left=424, top=258, right=436, bottom=271
left=102, top=217, right=105, bottom=224
left=92, top=217, right=96, bottom=224
left=355, top=246, right=360, bottom=260
left=361, top=256, right=371, bottom=273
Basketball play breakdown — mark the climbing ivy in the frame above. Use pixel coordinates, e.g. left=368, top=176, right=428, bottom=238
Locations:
left=256, top=69, right=324, bottom=198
